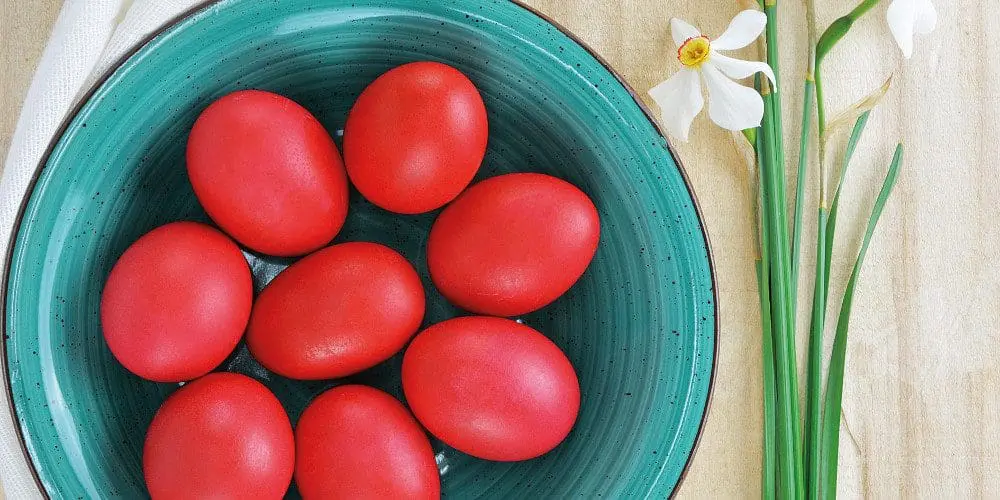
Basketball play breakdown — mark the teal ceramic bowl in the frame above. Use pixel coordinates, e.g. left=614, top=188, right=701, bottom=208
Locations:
left=3, top=0, right=717, bottom=497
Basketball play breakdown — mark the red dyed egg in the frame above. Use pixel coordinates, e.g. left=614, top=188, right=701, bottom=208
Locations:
left=343, top=61, right=488, bottom=214
left=143, top=373, right=294, bottom=499
left=295, top=385, right=440, bottom=499
left=427, top=173, right=600, bottom=316
left=402, top=316, right=580, bottom=461
left=246, top=242, right=425, bottom=380
left=100, top=221, right=252, bottom=383
left=187, top=90, right=349, bottom=257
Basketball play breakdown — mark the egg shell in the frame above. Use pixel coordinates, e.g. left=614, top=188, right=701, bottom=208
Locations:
left=143, top=373, right=294, bottom=499
left=402, top=316, right=580, bottom=461
left=100, top=221, right=252, bottom=383
left=343, top=61, right=488, bottom=214
left=295, top=385, right=440, bottom=499
left=187, top=90, right=349, bottom=257
left=246, top=242, right=425, bottom=380
left=427, top=172, right=599, bottom=316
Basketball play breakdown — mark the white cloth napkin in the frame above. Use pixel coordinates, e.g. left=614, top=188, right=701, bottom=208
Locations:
left=0, top=1, right=202, bottom=496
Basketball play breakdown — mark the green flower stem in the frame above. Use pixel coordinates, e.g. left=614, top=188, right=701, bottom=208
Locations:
left=809, top=2, right=883, bottom=493
left=806, top=110, right=871, bottom=500
left=803, top=207, right=828, bottom=500
left=799, top=2, right=822, bottom=497
left=757, top=179, right=777, bottom=499
left=752, top=111, right=777, bottom=500
left=760, top=98, right=796, bottom=498
left=757, top=258, right=778, bottom=500
left=764, top=3, right=795, bottom=336
left=816, top=0, right=882, bottom=70
left=805, top=117, right=871, bottom=500
left=816, top=0, right=883, bottom=137
left=761, top=2, right=803, bottom=497
left=792, top=0, right=818, bottom=296
left=821, top=144, right=903, bottom=498
left=804, top=58, right=829, bottom=500
left=791, top=78, right=814, bottom=296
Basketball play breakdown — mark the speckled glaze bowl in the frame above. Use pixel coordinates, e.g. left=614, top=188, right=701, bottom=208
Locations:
left=3, top=0, right=717, bottom=497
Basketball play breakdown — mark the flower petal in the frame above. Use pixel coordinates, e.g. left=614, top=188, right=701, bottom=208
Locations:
left=711, top=10, right=768, bottom=51
left=671, top=18, right=702, bottom=47
left=710, top=51, right=776, bottom=86
left=648, top=68, right=704, bottom=142
left=914, top=0, right=937, bottom=35
left=701, top=62, right=765, bottom=132
left=887, top=0, right=918, bottom=58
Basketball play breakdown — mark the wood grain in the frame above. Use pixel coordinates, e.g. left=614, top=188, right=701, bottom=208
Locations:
left=2, top=1, right=998, bottom=498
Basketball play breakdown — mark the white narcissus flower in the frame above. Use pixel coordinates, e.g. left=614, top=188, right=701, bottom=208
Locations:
left=648, top=10, right=775, bottom=142
left=887, top=0, right=937, bottom=58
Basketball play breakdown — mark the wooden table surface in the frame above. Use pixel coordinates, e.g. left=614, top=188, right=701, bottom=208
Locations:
left=2, top=1, right=998, bottom=498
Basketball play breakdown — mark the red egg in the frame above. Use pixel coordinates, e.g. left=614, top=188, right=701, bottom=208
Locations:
left=427, top=173, right=600, bottom=316
left=100, top=221, right=252, bottom=383
left=143, top=373, right=294, bottom=499
left=187, top=90, right=349, bottom=257
left=295, top=385, right=440, bottom=499
left=343, top=61, right=488, bottom=214
left=246, top=242, right=425, bottom=380
left=402, top=316, right=580, bottom=461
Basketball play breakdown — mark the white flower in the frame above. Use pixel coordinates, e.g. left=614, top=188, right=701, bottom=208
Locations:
left=887, top=0, right=937, bottom=58
left=648, top=10, right=775, bottom=142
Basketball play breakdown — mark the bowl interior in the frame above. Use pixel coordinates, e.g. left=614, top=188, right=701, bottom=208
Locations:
left=4, top=0, right=715, bottom=497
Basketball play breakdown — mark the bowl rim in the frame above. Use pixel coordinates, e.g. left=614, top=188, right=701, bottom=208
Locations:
left=0, top=1, right=720, bottom=497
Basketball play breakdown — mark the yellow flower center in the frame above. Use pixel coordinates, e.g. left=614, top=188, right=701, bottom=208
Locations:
left=678, top=36, right=711, bottom=67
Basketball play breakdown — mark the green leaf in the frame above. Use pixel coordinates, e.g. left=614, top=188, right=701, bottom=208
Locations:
left=806, top=111, right=871, bottom=499
left=821, top=143, right=903, bottom=498
left=826, top=111, right=871, bottom=292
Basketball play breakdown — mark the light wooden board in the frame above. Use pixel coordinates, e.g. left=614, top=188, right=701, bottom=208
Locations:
left=0, top=1, right=61, bottom=173
left=2, top=1, right=998, bottom=498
